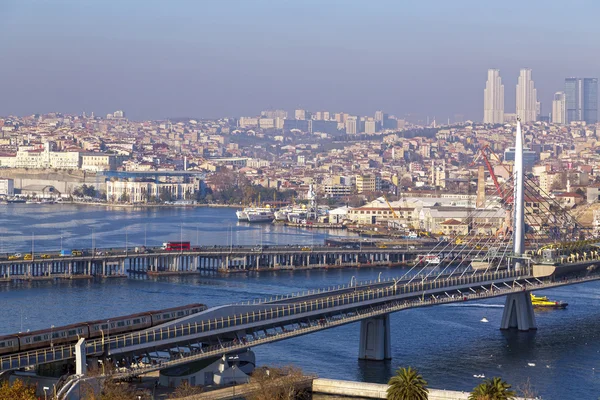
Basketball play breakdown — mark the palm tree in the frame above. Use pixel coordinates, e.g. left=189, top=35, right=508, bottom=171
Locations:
left=469, top=377, right=516, bottom=400
left=387, top=367, right=428, bottom=400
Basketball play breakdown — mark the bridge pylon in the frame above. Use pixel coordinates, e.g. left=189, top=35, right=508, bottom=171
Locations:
left=500, top=291, right=537, bottom=331
left=358, top=314, right=391, bottom=360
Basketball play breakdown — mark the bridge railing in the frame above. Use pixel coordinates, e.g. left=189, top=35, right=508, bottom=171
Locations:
left=98, top=268, right=523, bottom=353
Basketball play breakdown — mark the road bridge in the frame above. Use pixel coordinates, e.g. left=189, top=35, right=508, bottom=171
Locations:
left=0, top=244, right=455, bottom=280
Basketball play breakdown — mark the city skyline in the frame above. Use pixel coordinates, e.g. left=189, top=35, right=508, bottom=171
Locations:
left=2, top=1, right=600, bottom=121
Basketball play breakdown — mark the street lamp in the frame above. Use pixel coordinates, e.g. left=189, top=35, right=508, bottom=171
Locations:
left=50, top=325, right=54, bottom=348
left=378, top=272, right=382, bottom=282
left=43, top=386, right=49, bottom=400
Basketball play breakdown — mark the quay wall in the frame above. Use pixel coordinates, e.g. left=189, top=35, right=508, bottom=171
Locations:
left=1, top=169, right=102, bottom=194
left=312, top=378, right=527, bottom=400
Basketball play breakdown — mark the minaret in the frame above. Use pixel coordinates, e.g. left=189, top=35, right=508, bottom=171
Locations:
left=513, top=119, right=525, bottom=270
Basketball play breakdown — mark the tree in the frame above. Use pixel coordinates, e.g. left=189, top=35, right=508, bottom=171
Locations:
left=246, top=366, right=310, bottom=400
left=0, top=379, right=37, bottom=400
left=387, top=367, right=428, bottom=400
left=82, top=378, right=147, bottom=400
left=168, top=381, right=203, bottom=399
left=469, top=377, right=516, bottom=400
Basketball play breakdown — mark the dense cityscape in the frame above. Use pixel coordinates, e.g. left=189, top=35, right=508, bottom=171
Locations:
left=0, top=69, right=599, bottom=235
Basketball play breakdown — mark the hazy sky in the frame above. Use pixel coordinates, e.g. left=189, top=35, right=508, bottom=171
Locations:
left=1, top=0, right=599, bottom=121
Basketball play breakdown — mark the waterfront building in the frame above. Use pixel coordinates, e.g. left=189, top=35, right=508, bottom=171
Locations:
left=565, top=77, right=598, bottom=124
left=0, top=178, right=14, bottom=196
left=106, top=180, right=197, bottom=203
left=552, top=91, right=566, bottom=124
left=483, top=69, right=505, bottom=124
left=516, top=68, right=538, bottom=122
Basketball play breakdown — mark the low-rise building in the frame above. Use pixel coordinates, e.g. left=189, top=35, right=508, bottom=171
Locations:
left=0, top=178, right=14, bottom=196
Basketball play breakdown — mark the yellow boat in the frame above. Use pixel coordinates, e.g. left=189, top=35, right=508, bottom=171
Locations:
left=531, top=293, right=567, bottom=309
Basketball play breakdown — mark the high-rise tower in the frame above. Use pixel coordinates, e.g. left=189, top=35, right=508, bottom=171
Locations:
left=565, top=77, right=598, bottom=124
left=552, top=91, right=566, bottom=124
left=483, top=69, right=504, bottom=124
left=516, top=68, right=538, bottom=123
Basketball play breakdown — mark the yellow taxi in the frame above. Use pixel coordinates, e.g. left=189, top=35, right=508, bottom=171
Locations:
left=24, top=254, right=33, bottom=260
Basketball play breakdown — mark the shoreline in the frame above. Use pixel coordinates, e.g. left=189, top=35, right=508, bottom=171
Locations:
left=5, top=201, right=243, bottom=209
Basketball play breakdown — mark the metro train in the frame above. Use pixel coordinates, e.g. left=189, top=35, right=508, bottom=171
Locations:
left=0, top=303, right=206, bottom=356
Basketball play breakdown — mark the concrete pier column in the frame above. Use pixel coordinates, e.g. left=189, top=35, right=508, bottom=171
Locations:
left=501, top=291, right=537, bottom=331
left=75, top=338, right=87, bottom=375
left=358, top=314, right=392, bottom=360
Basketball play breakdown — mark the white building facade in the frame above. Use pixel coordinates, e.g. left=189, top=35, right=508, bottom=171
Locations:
left=516, top=68, right=538, bottom=122
left=483, top=69, right=505, bottom=124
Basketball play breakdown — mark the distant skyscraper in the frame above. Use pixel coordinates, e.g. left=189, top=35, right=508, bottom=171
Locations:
left=516, top=68, right=538, bottom=122
left=565, top=78, right=598, bottom=124
left=294, top=109, right=306, bottom=120
left=345, top=116, right=357, bottom=134
left=552, top=92, right=566, bottom=124
left=374, top=110, right=384, bottom=122
left=364, top=118, right=376, bottom=134
left=483, top=69, right=504, bottom=124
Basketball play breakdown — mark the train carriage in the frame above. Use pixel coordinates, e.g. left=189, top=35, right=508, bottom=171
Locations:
left=18, top=323, right=89, bottom=352
left=149, top=303, right=206, bottom=325
left=87, top=312, right=153, bottom=339
left=0, top=335, right=20, bottom=356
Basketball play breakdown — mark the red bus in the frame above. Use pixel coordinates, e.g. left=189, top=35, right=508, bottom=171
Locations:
left=162, top=242, right=191, bottom=251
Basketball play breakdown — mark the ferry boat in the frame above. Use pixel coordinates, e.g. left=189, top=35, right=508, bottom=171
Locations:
left=236, top=208, right=251, bottom=221
left=531, top=293, right=568, bottom=309
left=417, top=254, right=441, bottom=265
left=246, top=207, right=276, bottom=223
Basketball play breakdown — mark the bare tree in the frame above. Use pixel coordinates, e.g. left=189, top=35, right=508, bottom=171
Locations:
left=517, top=378, right=541, bottom=399
left=246, top=366, right=311, bottom=400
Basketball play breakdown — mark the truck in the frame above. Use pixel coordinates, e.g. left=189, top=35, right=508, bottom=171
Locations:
left=60, top=249, right=72, bottom=257
left=162, top=242, right=191, bottom=251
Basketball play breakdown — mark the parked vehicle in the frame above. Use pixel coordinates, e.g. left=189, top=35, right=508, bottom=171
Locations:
left=59, top=250, right=72, bottom=257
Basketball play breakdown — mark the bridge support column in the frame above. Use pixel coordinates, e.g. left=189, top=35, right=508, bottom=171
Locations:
left=75, top=338, right=87, bottom=375
left=501, top=291, right=537, bottom=331
left=358, top=314, right=391, bottom=360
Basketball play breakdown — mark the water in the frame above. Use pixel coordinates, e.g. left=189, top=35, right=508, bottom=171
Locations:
left=0, top=204, right=599, bottom=400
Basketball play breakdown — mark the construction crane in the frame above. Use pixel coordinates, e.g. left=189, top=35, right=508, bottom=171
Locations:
left=383, top=194, right=399, bottom=219
left=470, top=145, right=512, bottom=203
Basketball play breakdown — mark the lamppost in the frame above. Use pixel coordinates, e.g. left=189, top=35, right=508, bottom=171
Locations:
left=43, top=386, right=49, bottom=400
left=92, top=228, right=95, bottom=255
left=232, top=364, right=236, bottom=396
left=50, top=325, right=54, bottom=348
left=378, top=272, right=382, bottom=282
left=350, top=276, right=356, bottom=287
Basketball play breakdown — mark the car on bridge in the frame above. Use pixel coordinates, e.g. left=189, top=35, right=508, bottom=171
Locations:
left=8, top=254, right=21, bottom=260
left=23, top=254, right=32, bottom=261
left=41, top=254, right=51, bottom=259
